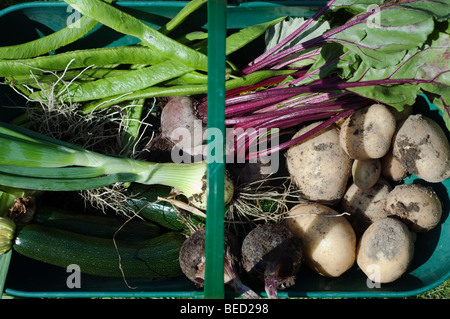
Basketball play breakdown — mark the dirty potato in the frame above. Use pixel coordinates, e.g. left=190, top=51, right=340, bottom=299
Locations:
left=385, top=184, right=442, bottom=232
left=287, top=122, right=352, bottom=204
left=340, top=178, right=392, bottom=235
left=357, top=217, right=414, bottom=284
left=340, top=104, right=396, bottom=160
left=392, top=114, right=450, bottom=183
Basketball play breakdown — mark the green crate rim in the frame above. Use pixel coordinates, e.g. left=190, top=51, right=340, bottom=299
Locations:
left=0, top=1, right=448, bottom=299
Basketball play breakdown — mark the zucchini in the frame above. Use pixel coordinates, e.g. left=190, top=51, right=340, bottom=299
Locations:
left=125, top=184, right=197, bottom=230
left=33, top=206, right=161, bottom=241
left=13, top=224, right=186, bottom=279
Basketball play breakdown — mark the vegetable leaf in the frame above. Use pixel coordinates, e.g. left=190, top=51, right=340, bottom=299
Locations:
left=396, top=0, right=450, bottom=22
left=265, top=17, right=330, bottom=52
left=262, top=17, right=331, bottom=73
left=331, top=0, right=449, bottom=21
left=330, top=0, right=385, bottom=14
left=292, top=44, right=344, bottom=86
left=345, top=31, right=450, bottom=123
left=328, top=4, right=435, bottom=68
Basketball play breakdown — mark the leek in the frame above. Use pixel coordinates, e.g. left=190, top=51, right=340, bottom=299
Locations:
left=0, top=188, right=18, bottom=255
left=0, top=217, right=15, bottom=255
left=0, top=190, right=16, bottom=255
left=0, top=121, right=234, bottom=210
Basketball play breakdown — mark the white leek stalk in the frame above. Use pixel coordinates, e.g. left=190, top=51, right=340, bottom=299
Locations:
left=0, top=121, right=234, bottom=210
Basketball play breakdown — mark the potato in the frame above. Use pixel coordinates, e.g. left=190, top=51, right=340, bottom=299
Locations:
left=357, top=217, right=414, bottom=284
left=340, top=104, right=396, bottom=160
left=392, top=114, right=450, bottom=183
left=286, top=122, right=352, bottom=204
left=385, top=184, right=442, bottom=232
left=340, top=178, right=392, bottom=234
left=286, top=203, right=356, bottom=277
left=352, top=158, right=381, bottom=190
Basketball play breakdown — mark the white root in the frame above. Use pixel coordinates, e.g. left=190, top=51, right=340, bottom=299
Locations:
left=8, top=62, right=156, bottom=218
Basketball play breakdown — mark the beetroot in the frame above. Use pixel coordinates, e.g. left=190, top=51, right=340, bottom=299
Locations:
left=160, top=96, right=206, bottom=161
left=241, top=222, right=303, bottom=299
left=179, top=228, right=259, bottom=299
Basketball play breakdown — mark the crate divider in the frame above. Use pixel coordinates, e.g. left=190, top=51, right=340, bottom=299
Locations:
left=204, top=0, right=227, bottom=299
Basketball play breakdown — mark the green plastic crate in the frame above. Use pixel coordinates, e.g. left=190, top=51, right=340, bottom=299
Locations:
left=0, top=1, right=448, bottom=299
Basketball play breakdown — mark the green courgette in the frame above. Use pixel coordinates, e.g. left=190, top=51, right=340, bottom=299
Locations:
left=125, top=184, right=202, bottom=230
left=13, top=224, right=186, bottom=279
left=33, top=206, right=161, bottom=241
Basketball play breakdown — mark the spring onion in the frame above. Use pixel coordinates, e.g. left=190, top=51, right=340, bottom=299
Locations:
left=0, top=121, right=234, bottom=211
